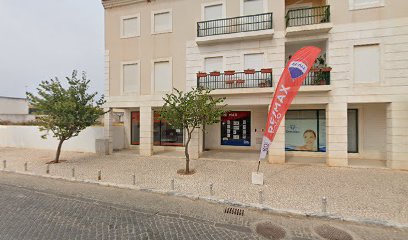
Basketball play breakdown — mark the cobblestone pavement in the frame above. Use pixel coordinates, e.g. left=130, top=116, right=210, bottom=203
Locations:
left=1, top=147, right=408, bottom=227
left=0, top=172, right=408, bottom=240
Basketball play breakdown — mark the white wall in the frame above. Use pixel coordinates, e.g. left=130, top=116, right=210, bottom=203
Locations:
left=0, top=114, right=35, bottom=122
left=0, top=125, right=125, bottom=153
left=0, top=97, right=29, bottom=115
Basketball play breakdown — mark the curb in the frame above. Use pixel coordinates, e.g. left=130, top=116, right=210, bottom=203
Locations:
left=1, top=169, right=408, bottom=230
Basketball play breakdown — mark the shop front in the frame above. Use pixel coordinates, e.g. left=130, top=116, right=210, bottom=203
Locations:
left=130, top=111, right=184, bottom=148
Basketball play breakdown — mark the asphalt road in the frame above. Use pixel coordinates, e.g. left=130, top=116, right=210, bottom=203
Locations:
left=0, top=172, right=407, bottom=240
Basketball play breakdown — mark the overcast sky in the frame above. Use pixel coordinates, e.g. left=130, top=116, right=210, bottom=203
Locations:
left=0, top=0, right=104, bottom=98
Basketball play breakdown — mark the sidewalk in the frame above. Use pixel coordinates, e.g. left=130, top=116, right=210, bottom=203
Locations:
left=1, top=147, right=408, bottom=227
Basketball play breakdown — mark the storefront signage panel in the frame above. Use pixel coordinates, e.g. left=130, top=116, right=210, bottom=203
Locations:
left=221, top=111, right=251, bottom=146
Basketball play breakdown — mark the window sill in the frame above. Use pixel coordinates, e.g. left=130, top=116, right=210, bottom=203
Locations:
left=120, top=35, right=140, bottom=39
left=349, top=2, right=385, bottom=10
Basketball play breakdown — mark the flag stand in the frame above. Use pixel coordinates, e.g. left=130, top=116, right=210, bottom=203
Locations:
left=252, top=159, right=264, bottom=185
left=256, top=160, right=261, bottom=173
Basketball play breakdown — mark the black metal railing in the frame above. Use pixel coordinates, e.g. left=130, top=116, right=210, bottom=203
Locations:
left=303, top=68, right=331, bottom=85
left=286, top=5, right=330, bottom=27
left=197, top=70, right=273, bottom=89
left=197, top=13, right=273, bottom=37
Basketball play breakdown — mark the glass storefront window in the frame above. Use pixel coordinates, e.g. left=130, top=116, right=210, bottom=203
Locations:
left=131, top=111, right=140, bottom=145
left=285, top=110, right=326, bottom=152
left=154, top=112, right=184, bottom=146
left=221, top=111, right=251, bottom=146
left=348, top=109, right=358, bottom=153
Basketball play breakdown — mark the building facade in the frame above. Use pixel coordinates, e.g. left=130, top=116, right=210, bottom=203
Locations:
left=0, top=96, right=34, bottom=123
left=102, top=0, right=408, bottom=170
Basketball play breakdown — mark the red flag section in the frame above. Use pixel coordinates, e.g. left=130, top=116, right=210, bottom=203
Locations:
left=259, top=46, right=321, bottom=160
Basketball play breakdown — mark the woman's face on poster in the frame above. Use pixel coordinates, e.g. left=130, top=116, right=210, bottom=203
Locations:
left=304, top=131, right=316, bottom=145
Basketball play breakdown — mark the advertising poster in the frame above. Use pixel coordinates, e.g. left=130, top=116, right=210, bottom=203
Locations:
left=285, top=110, right=326, bottom=152
left=285, top=119, right=318, bottom=151
left=221, top=111, right=251, bottom=146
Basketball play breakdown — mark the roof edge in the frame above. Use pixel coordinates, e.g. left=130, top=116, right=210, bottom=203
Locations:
left=102, top=0, right=148, bottom=9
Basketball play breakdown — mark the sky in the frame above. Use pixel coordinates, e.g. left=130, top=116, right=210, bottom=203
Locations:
left=0, top=0, right=105, bottom=98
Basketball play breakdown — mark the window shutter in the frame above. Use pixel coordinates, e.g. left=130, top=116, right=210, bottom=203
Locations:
left=154, top=12, right=171, bottom=32
left=354, top=45, right=380, bottom=83
left=123, top=17, right=139, bottom=37
left=244, top=53, right=264, bottom=70
left=205, top=57, right=223, bottom=72
left=243, top=0, right=264, bottom=15
left=123, top=63, right=139, bottom=93
left=204, top=4, right=223, bottom=21
left=154, top=61, right=171, bottom=92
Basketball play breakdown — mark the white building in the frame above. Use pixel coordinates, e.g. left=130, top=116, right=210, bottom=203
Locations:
left=102, top=0, right=408, bottom=170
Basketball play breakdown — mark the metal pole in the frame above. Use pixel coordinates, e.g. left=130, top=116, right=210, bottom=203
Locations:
left=256, top=160, right=261, bottom=173
left=98, top=170, right=101, bottom=181
left=322, top=197, right=327, bottom=214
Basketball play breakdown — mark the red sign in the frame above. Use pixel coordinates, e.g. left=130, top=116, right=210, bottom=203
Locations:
left=259, top=46, right=321, bottom=160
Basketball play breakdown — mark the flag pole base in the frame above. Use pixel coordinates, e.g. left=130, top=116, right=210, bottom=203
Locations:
left=251, top=172, right=264, bottom=185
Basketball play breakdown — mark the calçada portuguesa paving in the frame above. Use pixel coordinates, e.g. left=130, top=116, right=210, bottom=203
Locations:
left=1, top=147, right=408, bottom=228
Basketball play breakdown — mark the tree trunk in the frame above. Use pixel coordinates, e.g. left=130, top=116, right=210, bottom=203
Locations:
left=184, top=129, right=192, bottom=174
left=55, top=139, right=64, bottom=163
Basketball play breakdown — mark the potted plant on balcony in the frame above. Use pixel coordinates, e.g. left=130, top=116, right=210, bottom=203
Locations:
left=258, top=81, right=268, bottom=88
left=312, top=54, right=331, bottom=85
left=261, top=68, right=272, bottom=74
left=244, top=69, right=256, bottom=74
left=197, top=71, right=207, bottom=78
left=210, top=70, right=221, bottom=76
left=224, top=70, right=235, bottom=75
left=235, top=79, right=245, bottom=85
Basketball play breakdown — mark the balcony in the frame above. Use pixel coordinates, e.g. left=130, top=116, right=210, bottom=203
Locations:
left=197, top=69, right=273, bottom=92
left=196, top=13, right=274, bottom=45
left=285, top=5, right=332, bottom=36
left=303, top=68, right=331, bottom=85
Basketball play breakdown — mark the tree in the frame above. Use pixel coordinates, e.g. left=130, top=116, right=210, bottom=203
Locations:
left=160, top=88, right=226, bottom=174
left=26, top=70, right=105, bottom=163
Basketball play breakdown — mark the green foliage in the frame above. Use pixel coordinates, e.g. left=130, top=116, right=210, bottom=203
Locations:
left=160, top=88, right=227, bottom=173
left=26, top=70, right=106, bottom=141
left=160, top=88, right=226, bottom=134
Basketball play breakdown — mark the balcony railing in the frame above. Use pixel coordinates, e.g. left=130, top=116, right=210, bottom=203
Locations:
left=197, top=13, right=273, bottom=37
left=303, top=68, right=331, bottom=86
left=286, top=5, right=330, bottom=27
left=197, top=69, right=273, bottom=90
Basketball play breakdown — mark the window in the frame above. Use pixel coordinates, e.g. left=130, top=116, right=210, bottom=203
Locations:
left=221, top=111, right=251, bottom=146
left=354, top=44, right=380, bottom=83
left=154, top=60, right=172, bottom=92
left=285, top=110, right=326, bottom=152
left=122, top=62, right=139, bottom=94
left=244, top=53, right=264, bottom=70
left=242, top=0, right=264, bottom=15
left=154, top=112, right=184, bottom=146
left=131, top=112, right=140, bottom=145
left=348, top=109, right=359, bottom=153
left=152, top=10, right=172, bottom=34
left=204, top=4, right=223, bottom=21
left=349, top=0, right=385, bottom=10
left=204, top=57, right=223, bottom=72
left=121, top=15, right=140, bottom=38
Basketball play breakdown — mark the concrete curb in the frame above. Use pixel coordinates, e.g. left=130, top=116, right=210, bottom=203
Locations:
left=2, top=169, right=408, bottom=230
